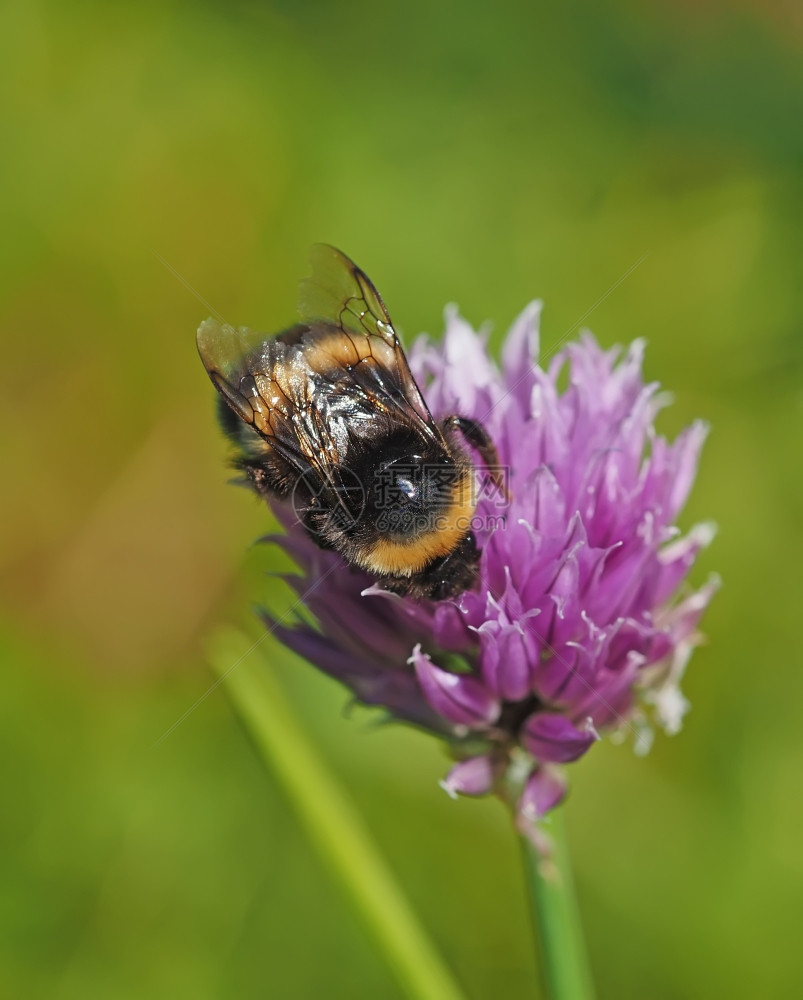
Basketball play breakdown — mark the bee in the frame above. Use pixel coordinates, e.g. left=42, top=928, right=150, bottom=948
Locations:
left=197, top=245, right=504, bottom=599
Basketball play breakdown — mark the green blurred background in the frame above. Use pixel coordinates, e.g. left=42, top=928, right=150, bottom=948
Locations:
left=2, top=0, right=802, bottom=996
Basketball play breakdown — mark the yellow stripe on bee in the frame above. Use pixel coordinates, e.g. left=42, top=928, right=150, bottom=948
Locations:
left=299, top=329, right=396, bottom=373
left=359, top=472, right=477, bottom=577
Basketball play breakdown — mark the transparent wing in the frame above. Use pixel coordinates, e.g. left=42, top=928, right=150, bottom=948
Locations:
left=196, top=318, right=265, bottom=425
left=197, top=317, right=349, bottom=486
left=299, top=244, right=396, bottom=343
left=298, top=244, right=437, bottom=429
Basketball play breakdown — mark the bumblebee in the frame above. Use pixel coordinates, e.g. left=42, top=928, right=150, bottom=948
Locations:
left=197, top=245, right=503, bottom=599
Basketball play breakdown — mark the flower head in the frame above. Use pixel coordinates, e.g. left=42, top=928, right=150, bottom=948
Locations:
left=264, top=303, right=717, bottom=844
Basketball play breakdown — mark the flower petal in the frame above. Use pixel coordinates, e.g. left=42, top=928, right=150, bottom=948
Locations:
left=502, top=300, right=542, bottom=391
left=518, top=766, right=568, bottom=823
left=522, top=712, right=598, bottom=763
left=476, top=621, right=536, bottom=702
left=440, top=754, right=502, bottom=799
left=410, top=645, right=500, bottom=728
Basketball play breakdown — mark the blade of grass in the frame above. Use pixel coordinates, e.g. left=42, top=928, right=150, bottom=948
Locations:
left=207, top=628, right=468, bottom=1000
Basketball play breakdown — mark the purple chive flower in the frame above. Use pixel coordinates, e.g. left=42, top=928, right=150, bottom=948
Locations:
left=263, top=302, right=717, bottom=845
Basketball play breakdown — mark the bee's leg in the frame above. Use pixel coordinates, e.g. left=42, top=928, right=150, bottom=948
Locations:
left=440, top=415, right=510, bottom=501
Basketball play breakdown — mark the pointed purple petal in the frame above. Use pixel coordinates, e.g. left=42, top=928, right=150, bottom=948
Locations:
left=411, top=645, right=500, bottom=728
left=522, top=712, right=598, bottom=763
left=440, top=754, right=501, bottom=798
left=518, top=766, right=568, bottom=823
left=476, top=621, right=535, bottom=702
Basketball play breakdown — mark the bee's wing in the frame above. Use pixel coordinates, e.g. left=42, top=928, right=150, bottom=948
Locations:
left=298, top=244, right=438, bottom=433
left=196, top=319, right=311, bottom=472
left=197, top=319, right=262, bottom=423
left=197, top=317, right=357, bottom=511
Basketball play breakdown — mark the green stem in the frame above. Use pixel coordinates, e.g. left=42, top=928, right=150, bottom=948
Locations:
left=207, top=628, right=468, bottom=1000
left=521, top=808, right=595, bottom=1000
